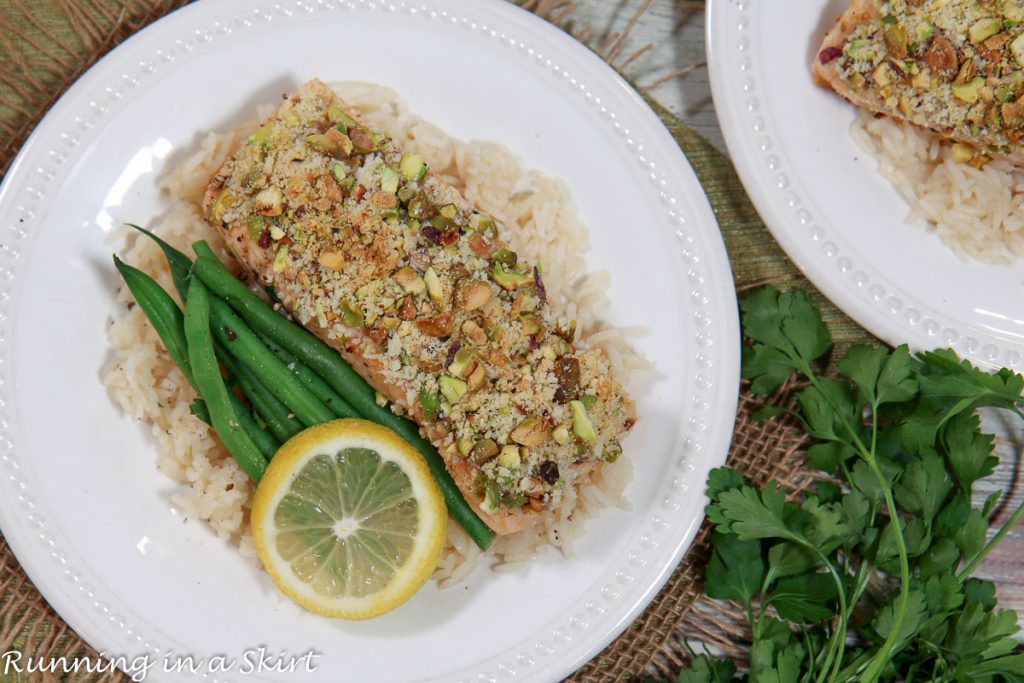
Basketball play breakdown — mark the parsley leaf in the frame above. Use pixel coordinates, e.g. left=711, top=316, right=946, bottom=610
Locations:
left=705, top=531, right=765, bottom=605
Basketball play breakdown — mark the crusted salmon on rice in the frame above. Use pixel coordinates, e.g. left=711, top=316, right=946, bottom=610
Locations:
left=202, top=79, right=635, bottom=535
left=814, top=0, right=1024, bottom=164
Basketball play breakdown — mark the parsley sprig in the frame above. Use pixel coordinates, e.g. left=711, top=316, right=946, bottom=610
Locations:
left=673, top=286, right=1024, bottom=683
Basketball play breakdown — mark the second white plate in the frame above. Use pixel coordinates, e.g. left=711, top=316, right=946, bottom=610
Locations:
left=708, top=0, right=1024, bottom=369
left=0, top=1, right=739, bottom=681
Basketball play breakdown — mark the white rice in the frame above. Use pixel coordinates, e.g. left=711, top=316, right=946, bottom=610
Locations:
left=850, top=110, right=1024, bottom=263
left=103, top=82, right=641, bottom=578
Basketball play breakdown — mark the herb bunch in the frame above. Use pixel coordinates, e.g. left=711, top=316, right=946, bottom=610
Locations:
left=670, top=286, right=1024, bottom=683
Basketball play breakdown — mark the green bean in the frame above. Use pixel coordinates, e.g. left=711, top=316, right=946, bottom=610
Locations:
left=114, top=256, right=193, bottom=378
left=191, top=252, right=496, bottom=549
left=258, top=333, right=359, bottom=419
left=184, top=280, right=267, bottom=481
left=215, top=343, right=303, bottom=443
left=190, top=241, right=357, bottom=419
left=208, top=295, right=336, bottom=428
left=114, top=256, right=279, bottom=460
left=126, top=224, right=192, bottom=301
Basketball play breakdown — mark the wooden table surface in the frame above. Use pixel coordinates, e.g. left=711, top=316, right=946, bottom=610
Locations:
left=571, top=0, right=1024, bottom=621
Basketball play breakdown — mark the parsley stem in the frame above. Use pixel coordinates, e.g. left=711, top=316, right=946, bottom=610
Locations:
left=812, top=558, right=849, bottom=683
left=859, top=459, right=912, bottom=683
left=786, top=349, right=908, bottom=683
left=956, top=496, right=1024, bottom=580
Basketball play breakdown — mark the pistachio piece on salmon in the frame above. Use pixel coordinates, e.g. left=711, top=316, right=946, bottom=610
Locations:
left=454, top=279, right=492, bottom=312
left=467, top=363, right=486, bottom=391
left=424, top=266, right=446, bottom=309
left=497, top=445, right=521, bottom=468
left=318, top=250, right=345, bottom=270
left=510, top=416, right=551, bottom=447
left=470, top=438, right=499, bottom=464
left=462, top=319, right=488, bottom=345
left=416, top=313, right=453, bottom=337
left=492, top=264, right=534, bottom=291
left=254, top=186, right=283, bottom=216
left=208, top=188, right=239, bottom=223
left=394, top=266, right=426, bottom=295
left=553, top=357, right=580, bottom=403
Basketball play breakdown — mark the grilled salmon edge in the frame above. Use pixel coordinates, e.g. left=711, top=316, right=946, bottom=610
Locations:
left=203, top=79, right=581, bottom=536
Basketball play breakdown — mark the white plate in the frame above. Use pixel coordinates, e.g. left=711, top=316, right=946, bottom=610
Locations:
left=708, top=0, right=1024, bottom=369
left=0, top=1, right=739, bottom=681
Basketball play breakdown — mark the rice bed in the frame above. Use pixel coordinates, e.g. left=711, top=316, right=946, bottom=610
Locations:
left=851, top=110, right=1024, bottom=263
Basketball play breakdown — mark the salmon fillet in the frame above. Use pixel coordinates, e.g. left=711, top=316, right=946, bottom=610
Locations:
left=203, top=79, right=635, bottom=535
left=813, top=0, right=1024, bottom=164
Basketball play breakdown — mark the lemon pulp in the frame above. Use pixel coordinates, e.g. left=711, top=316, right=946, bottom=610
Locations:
left=252, top=419, right=447, bottom=619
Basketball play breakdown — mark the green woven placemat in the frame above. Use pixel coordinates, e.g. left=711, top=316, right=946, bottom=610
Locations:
left=0, top=2, right=871, bottom=681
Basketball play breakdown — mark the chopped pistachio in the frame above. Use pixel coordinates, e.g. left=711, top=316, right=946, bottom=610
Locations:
left=1007, top=1, right=1024, bottom=23
left=510, top=416, right=551, bottom=446
left=209, top=188, right=239, bottom=223
left=491, top=264, right=533, bottom=291
left=248, top=125, right=273, bottom=146
left=467, top=363, right=486, bottom=391
left=273, top=245, right=289, bottom=273
left=542, top=336, right=571, bottom=358
left=844, top=38, right=874, bottom=61
left=448, top=347, right=475, bottom=376
left=439, top=203, right=458, bottom=220
left=458, top=437, right=474, bottom=457
left=454, top=278, right=491, bottom=312
left=491, top=249, right=518, bottom=267
left=520, top=314, right=541, bottom=335
left=331, top=161, right=347, bottom=184
left=1013, top=33, right=1024, bottom=66
left=498, top=445, right=521, bottom=468
left=424, top=266, right=444, bottom=308
left=340, top=301, right=364, bottom=327
left=951, top=143, right=975, bottom=163
left=969, top=17, right=1002, bottom=44
left=269, top=225, right=286, bottom=241
left=552, top=424, right=571, bottom=445
left=872, top=62, right=895, bottom=87
left=254, top=186, right=283, bottom=216
left=952, top=77, right=985, bottom=103
left=898, top=94, right=912, bottom=117
left=246, top=215, right=264, bottom=241
left=430, top=214, right=452, bottom=231
left=327, top=105, right=358, bottom=132
left=481, top=478, right=500, bottom=513
left=439, top=375, right=468, bottom=403
left=394, top=266, right=426, bottom=295
left=374, top=391, right=388, bottom=407
left=305, top=133, right=337, bottom=154
left=318, top=251, right=345, bottom=270
left=400, top=153, right=427, bottom=181
left=419, top=389, right=441, bottom=420
left=379, top=166, right=400, bottom=194
left=469, top=213, right=495, bottom=233
left=911, top=70, right=931, bottom=89
left=470, top=438, right=499, bottom=464
left=397, top=186, right=416, bottom=204
left=570, top=400, right=597, bottom=443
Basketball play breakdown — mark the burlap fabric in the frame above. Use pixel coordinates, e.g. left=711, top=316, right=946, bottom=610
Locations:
left=0, top=2, right=874, bottom=681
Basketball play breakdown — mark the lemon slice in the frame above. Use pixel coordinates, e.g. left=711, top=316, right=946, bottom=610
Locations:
left=252, top=419, right=447, bottom=619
